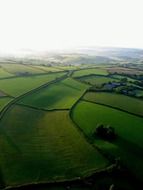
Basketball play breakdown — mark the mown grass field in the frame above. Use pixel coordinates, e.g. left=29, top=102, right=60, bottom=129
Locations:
left=19, top=78, right=89, bottom=109
left=0, top=72, right=65, bottom=97
left=0, top=97, right=13, bottom=111
left=72, top=68, right=108, bottom=77
left=78, top=76, right=118, bottom=86
left=72, top=100, right=143, bottom=179
left=0, top=64, right=45, bottom=75
left=0, top=105, right=108, bottom=187
left=84, top=92, right=143, bottom=116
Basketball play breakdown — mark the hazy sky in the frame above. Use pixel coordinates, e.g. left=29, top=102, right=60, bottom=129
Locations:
left=0, top=0, right=143, bottom=54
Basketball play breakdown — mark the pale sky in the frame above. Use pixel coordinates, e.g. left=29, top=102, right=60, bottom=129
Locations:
left=0, top=0, right=143, bottom=54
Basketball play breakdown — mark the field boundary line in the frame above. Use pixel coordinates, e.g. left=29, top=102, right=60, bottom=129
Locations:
left=16, top=103, right=70, bottom=112
left=82, top=99, right=143, bottom=118
left=0, top=72, right=68, bottom=122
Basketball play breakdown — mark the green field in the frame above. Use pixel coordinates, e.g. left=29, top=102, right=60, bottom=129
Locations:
left=78, top=76, right=118, bottom=86
left=135, top=89, right=143, bottom=98
left=19, top=78, right=89, bottom=109
left=0, top=68, right=14, bottom=78
left=0, top=64, right=45, bottom=75
left=84, top=92, right=143, bottom=116
left=55, top=66, right=79, bottom=71
left=1, top=62, right=143, bottom=189
left=72, top=101, right=143, bottom=146
left=72, top=68, right=108, bottom=77
left=0, top=72, right=65, bottom=97
left=0, top=97, right=13, bottom=111
left=33, top=66, right=63, bottom=72
left=72, top=101, right=143, bottom=179
left=0, top=105, right=108, bottom=187
left=111, top=74, right=136, bottom=82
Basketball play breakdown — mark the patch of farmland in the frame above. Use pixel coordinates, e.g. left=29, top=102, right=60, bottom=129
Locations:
left=134, top=89, right=143, bottom=98
left=72, top=101, right=143, bottom=146
left=111, top=74, right=136, bottom=82
left=107, top=67, right=143, bottom=75
left=55, top=65, right=79, bottom=70
left=78, top=76, right=118, bottom=86
left=0, top=97, right=13, bottom=111
left=72, top=68, right=108, bottom=77
left=0, top=68, right=14, bottom=78
left=0, top=72, right=65, bottom=97
left=0, top=105, right=108, bottom=187
left=19, top=78, right=89, bottom=109
left=84, top=92, right=143, bottom=117
left=33, top=66, right=63, bottom=72
left=0, top=64, right=45, bottom=75
left=72, top=101, right=143, bottom=180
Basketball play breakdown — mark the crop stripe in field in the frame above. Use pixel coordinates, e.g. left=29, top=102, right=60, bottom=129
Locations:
left=82, top=99, right=143, bottom=118
left=0, top=72, right=68, bottom=122
left=16, top=103, right=70, bottom=112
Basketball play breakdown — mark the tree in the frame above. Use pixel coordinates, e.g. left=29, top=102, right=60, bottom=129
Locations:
left=95, top=124, right=116, bottom=140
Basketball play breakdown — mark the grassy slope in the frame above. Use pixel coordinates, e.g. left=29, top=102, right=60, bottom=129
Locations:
left=72, top=101, right=143, bottom=179
left=84, top=92, right=143, bottom=116
left=72, top=69, right=108, bottom=77
left=0, top=97, right=13, bottom=111
left=0, top=64, right=45, bottom=75
left=0, top=73, right=65, bottom=97
left=19, top=78, right=89, bottom=109
left=0, top=105, right=108, bottom=187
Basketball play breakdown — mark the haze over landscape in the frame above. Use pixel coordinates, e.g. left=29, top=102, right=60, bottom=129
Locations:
left=0, top=0, right=143, bottom=55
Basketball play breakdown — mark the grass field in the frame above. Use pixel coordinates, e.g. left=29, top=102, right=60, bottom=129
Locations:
left=84, top=92, right=143, bottom=116
left=72, top=101, right=143, bottom=179
left=33, top=66, right=63, bottom=72
left=107, top=67, right=143, bottom=75
left=0, top=105, right=108, bottom=187
left=0, top=68, right=14, bottom=78
left=78, top=76, right=118, bottom=86
left=0, top=64, right=45, bottom=75
left=0, top=72, right=65, bottom=97
left=72, top=68, right=108, bottom=77
left=55, top=66, right=79, bottom=70
left=72, top=101, right=143, bottom=148
left=135, top=89, right=143, bottom=98
left=0, top=97, right=13, bottom=111
left=111, top=74, right=136, bottom=82
left=19, top=78, right=89, bottom=109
